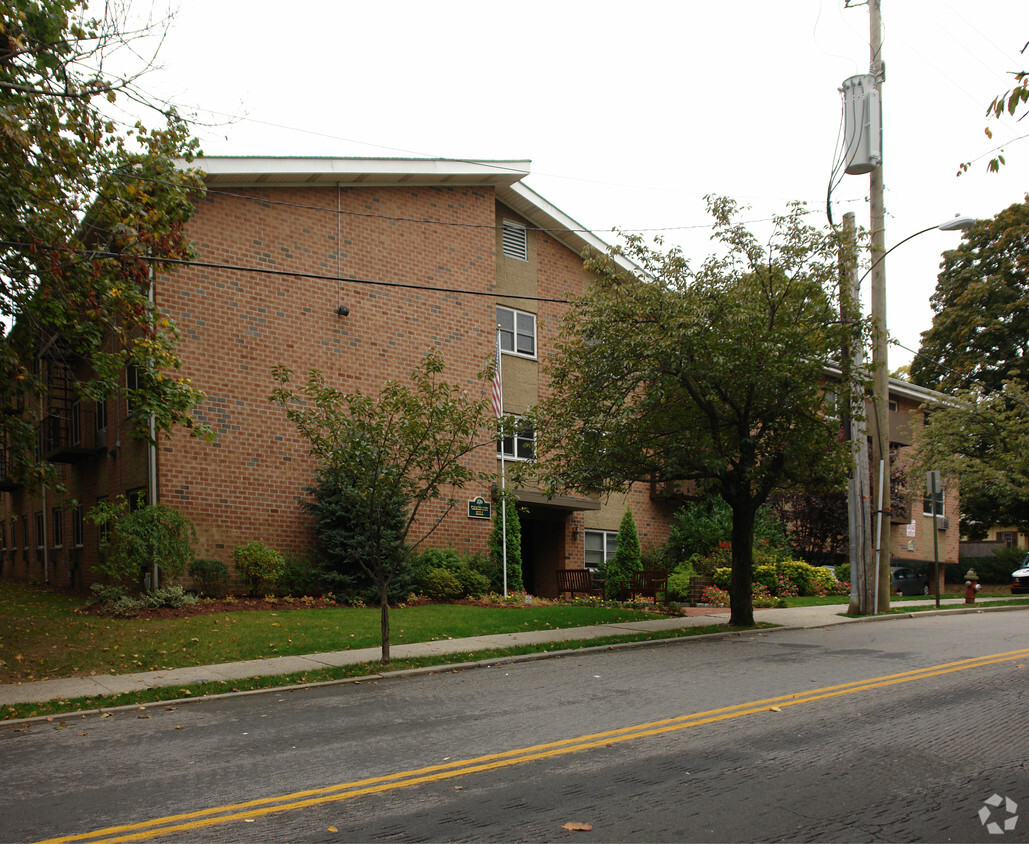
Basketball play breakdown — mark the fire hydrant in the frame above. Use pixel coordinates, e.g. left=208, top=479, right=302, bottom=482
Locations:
left=964, top=568, right=981, bottom=605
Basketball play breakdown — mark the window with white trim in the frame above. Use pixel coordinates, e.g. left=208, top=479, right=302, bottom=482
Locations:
left=497, top=305, right=536, bottom=358
left=584, top=529, right=618, bottom=571
left=501, top=219, right=527, bottom=261
left=72, top=506, right=84, bottom=547
left=498, top=419, right=535, bottom=461
left=52, top=507, right=63, bottom=548
left=923, top=488, right=945, bottom=517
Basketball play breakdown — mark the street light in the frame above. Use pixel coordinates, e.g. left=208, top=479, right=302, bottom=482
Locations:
left=864, top=215, right=975, bottom=613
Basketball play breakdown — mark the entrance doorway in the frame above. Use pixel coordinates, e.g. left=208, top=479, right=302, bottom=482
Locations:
left=518, top=505, right=568, bottom=597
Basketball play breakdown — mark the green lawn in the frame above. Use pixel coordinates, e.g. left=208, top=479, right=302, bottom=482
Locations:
left=0, top=581, right=660, bottom=684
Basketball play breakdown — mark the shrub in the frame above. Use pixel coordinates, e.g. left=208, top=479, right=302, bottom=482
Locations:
left=713, top=566, right=731, bottom=589
left=138, top=585, right=197, bottom=609
left=419, top=567, right=463, bottom=601
left=665, top=559, right=698, bottom=602
left=88, top=496, right=196, bottom=589
left=604, top=509, right=642, bottom=599
left=275, top=553, right=324, bottom=597
left=778, top=560, right=813, bottom=595
left=489, top=488, right=524, bottom=592
left=232, top=541, right=286, bottom=596
left=835, top=562, right=851, bottom=584
left=700, top=584, right=730, bottom=606
left=89, top=582, right=197, bottom=616
left=454, top=566, right=490, bottom=598
left=189, top=558, right=230, bottom=598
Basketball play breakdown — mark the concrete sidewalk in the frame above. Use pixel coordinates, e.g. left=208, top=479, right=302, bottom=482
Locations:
left=0, top=598, right=1020, bottom=709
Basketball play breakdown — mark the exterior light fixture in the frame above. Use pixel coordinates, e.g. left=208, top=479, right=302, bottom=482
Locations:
left=336, top=305, right=349, bottom=316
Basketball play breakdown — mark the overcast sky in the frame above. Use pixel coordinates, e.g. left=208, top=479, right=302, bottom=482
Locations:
left=125, top=0, right=1029, bottom=372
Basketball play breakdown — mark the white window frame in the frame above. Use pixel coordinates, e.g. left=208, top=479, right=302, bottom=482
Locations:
left=501, top=219, right=528, bottom=262
left=497, top=305, right=536, bottom=359
left=497, top=417, right=535, bottom=462
left=584, top=529, right=618, bottom=571
left=923, top=488, right=945, bottom=518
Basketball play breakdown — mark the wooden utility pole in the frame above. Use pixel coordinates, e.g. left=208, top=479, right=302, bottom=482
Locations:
left=841, top=212, right=874, bottom=615
left=868, top=0, right=891, bottom=612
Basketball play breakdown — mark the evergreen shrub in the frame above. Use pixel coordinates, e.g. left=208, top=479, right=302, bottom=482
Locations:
left=232, top=541, right=286, bottom=596
left=189, top=558, right=230, bottom=597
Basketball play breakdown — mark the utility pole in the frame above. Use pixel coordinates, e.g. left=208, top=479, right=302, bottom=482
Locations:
left=868, top=0, right=891, bottom=612
left=841, top=212, right=874, bottom=615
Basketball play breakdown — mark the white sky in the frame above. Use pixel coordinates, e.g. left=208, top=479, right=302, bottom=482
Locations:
left=123, top=0, right=1029, bottom=373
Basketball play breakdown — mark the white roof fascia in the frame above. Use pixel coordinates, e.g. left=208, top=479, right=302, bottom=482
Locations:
left=180, top=157, right=532, bottom=188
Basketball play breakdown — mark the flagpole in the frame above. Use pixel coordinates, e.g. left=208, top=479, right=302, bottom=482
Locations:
left=492, top=327, right=508, bottom=597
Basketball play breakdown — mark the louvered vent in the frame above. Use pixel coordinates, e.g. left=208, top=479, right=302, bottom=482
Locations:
left=502, top=220, right=527, bottom=261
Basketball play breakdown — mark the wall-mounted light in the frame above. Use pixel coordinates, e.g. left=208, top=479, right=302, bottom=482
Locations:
left=336, top=305, right=349, bottom=316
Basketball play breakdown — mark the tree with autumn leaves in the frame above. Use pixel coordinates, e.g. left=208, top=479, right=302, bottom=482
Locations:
left=1, top=1, right=207, bottom=485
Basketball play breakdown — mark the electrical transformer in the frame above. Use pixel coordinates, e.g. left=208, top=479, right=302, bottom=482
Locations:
left=841, top=74, right=881, bottom=175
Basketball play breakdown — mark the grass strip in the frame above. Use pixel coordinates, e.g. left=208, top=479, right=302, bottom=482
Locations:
left=1, top=622, right=774, bottom=723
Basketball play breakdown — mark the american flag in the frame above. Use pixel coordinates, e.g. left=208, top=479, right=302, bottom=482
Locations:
left=491, top=329, right=503, bottom=419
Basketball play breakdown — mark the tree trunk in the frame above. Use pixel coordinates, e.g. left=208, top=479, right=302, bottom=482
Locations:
left=379, top=583, right=391, bottom=664
left=729, top=500, right=757, bottom=627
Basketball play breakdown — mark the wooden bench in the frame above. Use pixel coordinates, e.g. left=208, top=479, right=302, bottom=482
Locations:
left=556, top=568, right=605, bottom=598
left=617, top=569, right=669, bottom=602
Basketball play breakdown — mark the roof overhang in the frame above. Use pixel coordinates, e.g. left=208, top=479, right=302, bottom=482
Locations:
left=184, top=156, right=531, bottom=188
left=180, top=156, right=637, bottom=274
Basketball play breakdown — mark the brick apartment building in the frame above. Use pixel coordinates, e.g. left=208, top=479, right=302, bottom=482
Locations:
left=0, top=157, right=958, bottom=593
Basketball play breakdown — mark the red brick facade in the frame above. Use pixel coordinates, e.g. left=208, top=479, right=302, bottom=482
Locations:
left=0, top=159, right=956, bottom=594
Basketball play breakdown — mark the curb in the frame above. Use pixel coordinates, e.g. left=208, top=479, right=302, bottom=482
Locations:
left=5, top=603, right=1028, bottom=727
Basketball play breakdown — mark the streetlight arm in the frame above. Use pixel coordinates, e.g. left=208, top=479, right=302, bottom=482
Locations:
left=856, top=217, right=975, bottom=287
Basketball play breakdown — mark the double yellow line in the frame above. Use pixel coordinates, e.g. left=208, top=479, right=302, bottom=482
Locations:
left=40, top=648, right=1029, bottom=843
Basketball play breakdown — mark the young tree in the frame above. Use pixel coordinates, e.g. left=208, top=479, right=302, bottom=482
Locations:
left=533, top=198, right=855, bottom=626
left=270, top=350, right=491, bottom=663
left=1, top=1, right=208, bottom=486
left=603, top=509, right=641, bottom=600
left=488, top=487, right=524, bottom=593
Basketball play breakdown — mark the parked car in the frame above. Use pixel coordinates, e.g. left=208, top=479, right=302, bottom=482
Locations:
left=1012, top=555, right=1029, bottom=594
left=891, top=566, right=930, bottom=596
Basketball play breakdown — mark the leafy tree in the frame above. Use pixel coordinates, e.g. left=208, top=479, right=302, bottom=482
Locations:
left=270, top=350, right=491, bottom=662
left=768, top=490, right=847, bottom=567
left=911, top=381, right=1029, bottom=539
left=603, top=509, right=641, bottom=599
left=87, top=495, right=196, bottom=589
left=533, top=198, right=855, bottom=626
left=911, top=199, right=1029, bottom=534
left=911, top=198, right=1029, bottom=395
left=488, top=487, right=523, bottom=593
left=1, top=1, right=208, bottom=486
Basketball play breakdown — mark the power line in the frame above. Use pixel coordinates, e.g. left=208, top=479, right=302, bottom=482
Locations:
left=0, top=239, right=573, bottom=305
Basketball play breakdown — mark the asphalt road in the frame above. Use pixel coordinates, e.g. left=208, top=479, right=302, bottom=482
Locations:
left=2, top=611, right=1027, bottom=843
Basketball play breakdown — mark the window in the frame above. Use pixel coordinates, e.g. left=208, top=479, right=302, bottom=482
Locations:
left=52, top=508, right=63, bottom=548
left=21, top=515, right=28, bottom=549
left=498, top=419, right=535, bottom=461
left=70, top=401, right=82, bottom=446
left=1, top=522, right=6, bottom=551
left=501, top=219, right=527, bottom=261
left=126, top=365, right=141, bottom=414
left=923, top=489, right=945, bottom=517
left=584, top=530, right=618, bottom=571
left=73, top=507, right=84, bottom=547
left=998, top=531, right=1018, bottom=549
left=127, top=487, right=147, bottom=511
left=888, top=400, right=899, bottom=412
left=497, top=305, right=536, bottom=357
left=95, top=397, right=107, bottom=432
left=96, top=496, right=110, bottom=545
left=35, top=512, right=44, bottom=549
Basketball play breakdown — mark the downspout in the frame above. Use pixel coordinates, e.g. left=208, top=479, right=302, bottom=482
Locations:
left=148, top=267, right=159, bottom=590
